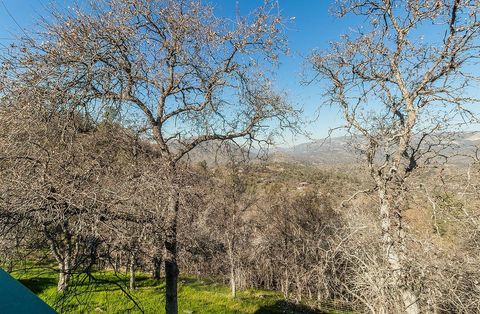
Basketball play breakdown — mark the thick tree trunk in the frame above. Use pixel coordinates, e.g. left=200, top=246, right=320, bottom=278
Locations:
left=56, top=236, right=72, bottom=293
left=57, top=260, right=70, bottom=292
left=378, top=188, right=420, bottom=314
left=47, top=220, right=75, bottom=293
left=164, top=190, right=179, bottom=314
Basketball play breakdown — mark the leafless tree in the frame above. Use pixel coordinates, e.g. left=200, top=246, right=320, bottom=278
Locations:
left=0, top=92, right=104, bottom=292
left=309, top=1, right=480, bottom=313
left=206, top=160, right=256, bottom=298
left=4, top=0, right=296, bottom=312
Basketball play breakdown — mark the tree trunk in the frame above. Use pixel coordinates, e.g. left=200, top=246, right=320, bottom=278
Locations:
left=57, top=260, right=70, bottom=292
left=164, top=190, right=179, bottom=314
left=227, top=239, right=236, bottom=298
left=283, top=269, right=289, bottom=299
left=7, top=260, right=13, bottom=273
left=57, top=238, right=72, bottom=293
left=113, top=253, right=119, bottom=272
left=152, top=253, right=162, bottom=280
left=402, top=289, right=420, bottom=314
left=47, top=220, right=76, bottom=293
left=229, top=257, right=237, bottom=299
left=230, top=267, right=237, bottom=299
left=129, top=253, right=136, bottom=290
left=378, top=188, right=420, bottom=314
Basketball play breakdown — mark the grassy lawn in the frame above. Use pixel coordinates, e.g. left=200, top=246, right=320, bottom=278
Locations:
left=10, top=268, right=351, bottom=314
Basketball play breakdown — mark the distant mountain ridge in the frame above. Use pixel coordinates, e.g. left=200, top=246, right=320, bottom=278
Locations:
left=185, top=132, right=480, bottom=166
left=271, top=132, right=480, bottom=165
left=272, top=137, right=355, bottom=164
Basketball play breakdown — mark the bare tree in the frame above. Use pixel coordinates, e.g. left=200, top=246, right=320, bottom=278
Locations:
left=309, top=1, right=480, bottom=313
left=208, top=160, right=256, bottom=298
left=0, top=94, right=104, bottom=292
left=5, top=0, right=296, bottom=312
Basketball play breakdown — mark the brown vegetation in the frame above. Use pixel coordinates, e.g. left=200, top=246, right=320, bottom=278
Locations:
left=1, top=1, right=480, bottom=314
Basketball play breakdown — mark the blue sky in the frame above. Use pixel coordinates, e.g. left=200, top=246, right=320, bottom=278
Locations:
left=0, top=0, right=352, bottom=145
left=1, top=1, right=479, bottom=147
left=212, top=1, right=358, bottom=144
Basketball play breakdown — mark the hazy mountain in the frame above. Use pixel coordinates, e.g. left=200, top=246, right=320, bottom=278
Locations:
left=271, top=132, right=480, bottom=165
left=272, top=137, right=356, bottom=164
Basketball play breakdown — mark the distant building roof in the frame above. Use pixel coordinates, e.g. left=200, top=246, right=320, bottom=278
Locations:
left=0, top=268, right=56, bottom=314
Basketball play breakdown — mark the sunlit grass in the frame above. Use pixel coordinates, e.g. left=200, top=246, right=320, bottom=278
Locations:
left=11, top=268, right=352, bottom=313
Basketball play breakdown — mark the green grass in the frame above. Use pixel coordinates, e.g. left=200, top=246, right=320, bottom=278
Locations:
left=10, top=268, right=351, bottom=314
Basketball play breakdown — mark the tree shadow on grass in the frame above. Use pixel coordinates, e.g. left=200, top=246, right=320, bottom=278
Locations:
left=19, top=277, right=57, bottom=294
left=255, top=300, right=327, bottom=314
